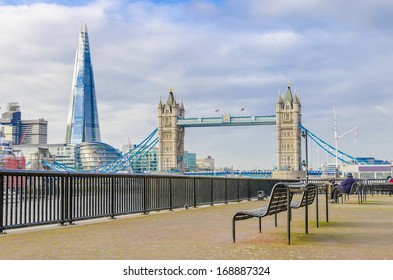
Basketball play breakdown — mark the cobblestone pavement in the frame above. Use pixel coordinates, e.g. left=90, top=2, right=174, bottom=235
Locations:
left=1, top=195, right=393, bottom=260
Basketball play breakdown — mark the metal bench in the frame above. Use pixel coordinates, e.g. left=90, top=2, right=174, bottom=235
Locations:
left=336, top=182, right=364, bottom=204
left=232, top=183, right=291, bottom=244
left=290, top=183, right=317, bottom=234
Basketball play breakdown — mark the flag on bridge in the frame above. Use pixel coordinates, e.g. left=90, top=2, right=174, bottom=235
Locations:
left=240, top=108, right=245, bottom=111
left=215, top=109, right=220, bottom=112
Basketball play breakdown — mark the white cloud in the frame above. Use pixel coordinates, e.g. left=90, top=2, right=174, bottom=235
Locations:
left=374, top=105, right=392, bottom=116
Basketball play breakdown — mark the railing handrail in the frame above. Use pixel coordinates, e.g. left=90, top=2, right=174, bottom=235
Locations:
left=1, top=170, right=293, bottom=233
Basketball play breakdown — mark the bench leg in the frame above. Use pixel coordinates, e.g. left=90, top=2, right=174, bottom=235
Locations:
left=232, top=217, right=236, bottom=243
left=259, top=217, right=262, bottom=233
left=305, top=203, right=309, bottom=234
left=275, top=213, right=278, bottom=227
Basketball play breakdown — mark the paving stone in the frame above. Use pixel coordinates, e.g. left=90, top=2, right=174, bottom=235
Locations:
left=1, top=195, right=392, bottom=260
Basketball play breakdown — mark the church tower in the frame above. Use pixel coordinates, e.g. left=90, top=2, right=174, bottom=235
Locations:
left=157, top=89, right=185, bottom=172
left=273, top=82, right=304, bottom=179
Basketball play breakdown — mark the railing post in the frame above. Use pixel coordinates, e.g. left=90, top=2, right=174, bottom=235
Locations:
left=225, top=179, right=228, bottom=204
left=169, top=178, right=173, bottom=211
left=68, top=173, right=74, bottom=225
left=143, top=177, right=148, bottom=214
left=287, top=186, right=291, bottom=245
left=111, top=176, right=115, bottom=219
left=0, top=175, right=4, bottom=234
left=315, top=185, right=319, bottom=228
left=325, top=185, right=329, bottom=223
left=61, top=173, right=72, bottom=225
left=60, top=175, right=66, bottom=226
left=193, top=177, right=197, bottom=208
left=210, top=178, right=214, bottom=206
left=237, top=180, right=240, bottom=202
left=248, top=180, right=251, bottom=201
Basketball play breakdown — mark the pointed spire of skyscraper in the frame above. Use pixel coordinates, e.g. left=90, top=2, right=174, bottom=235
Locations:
left=81, top=21, right=87, bottom=33
left=65, top=23, right=101, bottom=144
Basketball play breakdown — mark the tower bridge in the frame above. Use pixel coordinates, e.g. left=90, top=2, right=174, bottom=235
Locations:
left=176, top=115, right=276, bottom=127
left=42, top=81, right=366, bottom=175
left=157, top=83, right=304, bottom=179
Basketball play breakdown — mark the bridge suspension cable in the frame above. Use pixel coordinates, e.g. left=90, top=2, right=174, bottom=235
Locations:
left=97, top=129, right=158, bottom=173
left=42, top=159, right=78, bottom=172
left=299, top=123, right=367, bottom=165
left=42, top=128, right=159, bottom=173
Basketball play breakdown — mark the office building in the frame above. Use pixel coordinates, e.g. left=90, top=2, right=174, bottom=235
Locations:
left=184, top=151, right=197, bottom=172
left=0, top=102, right=48, bottom=145
left=196, top=155, right=215, bottom=171
left=121, top=144, right=158, bottom=173
left=20, top=119, right=48, bottom=145
left=65, top=22, right=101, bottom=144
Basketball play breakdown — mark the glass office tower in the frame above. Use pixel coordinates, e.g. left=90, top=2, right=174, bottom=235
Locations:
left=65, top=23, right=101, bottom=144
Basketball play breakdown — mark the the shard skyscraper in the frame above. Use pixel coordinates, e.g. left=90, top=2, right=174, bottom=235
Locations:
left=65, top=23, right=101, bottom=144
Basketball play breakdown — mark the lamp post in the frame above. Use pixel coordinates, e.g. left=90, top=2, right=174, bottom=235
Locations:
left=301, top=129, right=309, bottom=183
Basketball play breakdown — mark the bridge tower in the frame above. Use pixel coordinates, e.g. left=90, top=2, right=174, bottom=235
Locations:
left=157, top=89, right=185, bottom=172
left=273, top=82, right=305, bottom=179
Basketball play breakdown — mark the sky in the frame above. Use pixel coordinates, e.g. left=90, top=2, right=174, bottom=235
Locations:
left=0, top=0, right=392, bottom=170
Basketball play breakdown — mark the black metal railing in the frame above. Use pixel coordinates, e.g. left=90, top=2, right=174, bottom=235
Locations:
left=305, top=177, right=393, bottom=197
left=1, top=170, right=294, bottom=233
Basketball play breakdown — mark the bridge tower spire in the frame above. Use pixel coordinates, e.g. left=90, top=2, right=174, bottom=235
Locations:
left=273, top=83, right=305, bottom=179
left=157, top=89, right=185, bottom=172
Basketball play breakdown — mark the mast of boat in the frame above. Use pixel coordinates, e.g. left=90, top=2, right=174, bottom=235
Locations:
left=333, top=102, right=358, bottom=177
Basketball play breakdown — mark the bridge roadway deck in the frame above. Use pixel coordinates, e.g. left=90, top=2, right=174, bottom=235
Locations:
left=1, top=195, right=393, bottom=260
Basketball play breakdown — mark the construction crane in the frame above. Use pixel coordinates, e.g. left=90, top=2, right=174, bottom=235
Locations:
left=19, top=127, right=29, bottom=145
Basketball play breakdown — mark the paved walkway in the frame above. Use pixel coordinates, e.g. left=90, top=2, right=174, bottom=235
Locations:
left=1, top=194, right=393, bottom=260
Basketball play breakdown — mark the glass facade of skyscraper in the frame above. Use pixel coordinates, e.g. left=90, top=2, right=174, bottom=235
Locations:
left=65, top=23, right=101, bottom=144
